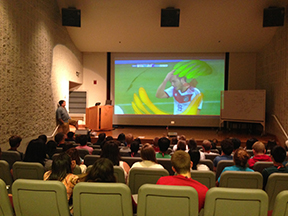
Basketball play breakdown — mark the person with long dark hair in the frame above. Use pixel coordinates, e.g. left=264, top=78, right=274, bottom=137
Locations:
left=189, top=150, right=209, bottom=171
left=43, top=153, right=79, bottom=201
left=101, top=140, right=130, bottom=178
left=83, top=158, right=116, bottom=182
left=24, top=138, right=51, bottom=170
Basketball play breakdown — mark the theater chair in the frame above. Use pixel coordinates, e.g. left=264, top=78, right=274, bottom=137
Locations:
left=205, top=153, right=219, bottom=162
left=73, top=182, right=133, bottom=216
left=92, top=148, right=101, bottom=155
left=253, top=161, right=274, bottom=173
left=77, top=149, right=90, bottom=158
left=113, top=166, right=126, bottom=183
left=199, top=159, right=213, bottom=171
left=215, top=160, right=234, bottom=180
left=86, top=165, right=126, bottom=183
left=272, top=190, right=288, bottom=216
left=157, top=158, right=173, bottom=175
left=137, top=184, right=198, bottom=216
left=84, top=155, right=100, bottom=166
left=0, top=160, right=13, bottom=193
left=121, top=156, right=142, bottom=167
left=12, top=161, right=44, bottom=180
left=0, top=179, right=14, bottom=216
left=1, top=151, right=22, bottom=169
left=190, top=170, right=215, bottom=189
left=219, top=171, right=263, bottom=189
left=204, top=187, right=268, bottom=216
left=12, top=179, right=70, bottom=216
left=265, top=173, right=288, bottom=211
left=128, top=167, right=169, bottom=194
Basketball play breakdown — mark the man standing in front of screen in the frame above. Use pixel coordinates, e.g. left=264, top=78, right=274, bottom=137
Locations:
left=156, top=70, right=202, bottom=115
left=56, top=100, right=79, bottom=134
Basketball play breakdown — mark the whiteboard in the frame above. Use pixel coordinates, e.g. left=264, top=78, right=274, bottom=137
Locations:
left=220, top=90, right=266, bottom=122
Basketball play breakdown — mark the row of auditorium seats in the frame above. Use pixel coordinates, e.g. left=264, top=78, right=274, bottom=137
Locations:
left=1, top=148, right=274, bottom=179
left=1, top=158, right=287, bottom=212
left=1, top=178, right=288, bottom=216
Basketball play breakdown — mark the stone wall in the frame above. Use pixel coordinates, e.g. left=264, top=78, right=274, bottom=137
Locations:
left=0, top=0, right=82, bottom=145
left=256, top=5, right=288, bottom=144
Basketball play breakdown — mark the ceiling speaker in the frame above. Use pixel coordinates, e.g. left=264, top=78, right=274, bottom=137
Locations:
left=263, top=7, right=285, bottom=27
left=161, top=8, right=180, bottom=27
left=62, top=8, right=81, bottom=27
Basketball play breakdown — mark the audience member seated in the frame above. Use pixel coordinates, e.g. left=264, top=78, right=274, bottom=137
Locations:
left=248, top=141, right=272, bottom=168
left=188, top=139, right=205, bottom=160
left=120, top=133, right=134, bottom=155
left=81, top=158, right=115, bottom=182
left=177, top=140, right=188, bottom=151
left=245, top=138, right=258, bottom=150
left=157, top=150, right=208, bottom=211
left=173, top=139, right=189, bottom=152
left=156, top=137, right=171, bottom=159
left=171, top=137, right=178, bottom=147
left=24, top=139, right=52, bottom=171
left=262, top=146, right=288, bottom=189
left=63, top=143, right=74, bottom=152
left=211, top=138, right=218, bottom=149
left=43, top=152, right=79, bottom=202
left=134, top=137, right=142, bottom=145
left=66, top=148, right=87, bottom=173
left=65, top=132, right=75, bottom=142
left=93, top=132, right=106, bottom=148
left=152, top=136, right=160, bottom=152
left=8, top=135, right=24, bottom=160
left=101, top=140, right=130, bottom=178
left=172, top=135, right=189, bottom=152
left=38, top=134, right=47, bottom=144
left=75, top=135, right=93, bottom=155
left=230, top=137, right=241, bottom=153
left=117, top=133, right=126, bottom=146
left=189, top=150, right=209, bottom=171
left=106, top=136, right=114, bottom=142
left=80, top=158, right=137, bottom=213
left=130, top=141, right=140, bottom=157
left=55, top=132, right=66, bottom=147
left=202, top=140, right=218, bottom=155
left=266, top=139, right=277, bottom=153
left=126, top=133, right=134, bottom=146
left=216, top=149, right=253, bottom=185
left=131, top=143, right=164, bottom=169
left=45, top=140, right=57, bottom=159
left=213, top=139, right=234, bottom=170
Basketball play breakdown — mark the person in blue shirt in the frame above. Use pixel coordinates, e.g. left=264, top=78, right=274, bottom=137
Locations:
left=216, top=149, right=254, bottom=185
left=213, top=139, right=234, bottom=171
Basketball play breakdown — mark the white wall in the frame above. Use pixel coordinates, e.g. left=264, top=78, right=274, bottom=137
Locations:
left=78, top=53, right=107, bottom=108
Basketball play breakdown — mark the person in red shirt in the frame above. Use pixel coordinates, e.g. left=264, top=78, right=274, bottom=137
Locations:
left=157, top=150, right=208, bottom=211
left=248, top=141, right=272, bottom=168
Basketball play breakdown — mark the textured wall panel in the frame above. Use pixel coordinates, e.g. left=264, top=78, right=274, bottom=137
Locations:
left=0, top=0, right=82, bottom=145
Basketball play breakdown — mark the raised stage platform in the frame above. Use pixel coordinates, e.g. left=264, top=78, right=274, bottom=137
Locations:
left=83, top=125, right=277, bottom=146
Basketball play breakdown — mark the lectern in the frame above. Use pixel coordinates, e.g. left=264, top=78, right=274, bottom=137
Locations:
left=86, top=105, right=113, bottom=131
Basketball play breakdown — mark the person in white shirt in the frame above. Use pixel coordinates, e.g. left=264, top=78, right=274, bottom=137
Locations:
left=189, top=149, right=209, bottom=171
left=202, top=140, right=218, bottom=155
left=131, top=143, right=164, bottom=169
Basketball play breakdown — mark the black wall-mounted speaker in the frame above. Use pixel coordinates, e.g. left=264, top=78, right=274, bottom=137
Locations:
left=62, top=8, right=81, bottom=27
left=263, top=7, right=285, bottom=27
left=161, top=8, right=180, bottom=27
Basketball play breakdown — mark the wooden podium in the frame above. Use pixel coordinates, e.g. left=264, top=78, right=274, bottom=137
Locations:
left=86, top=105, right=113, bottom=131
